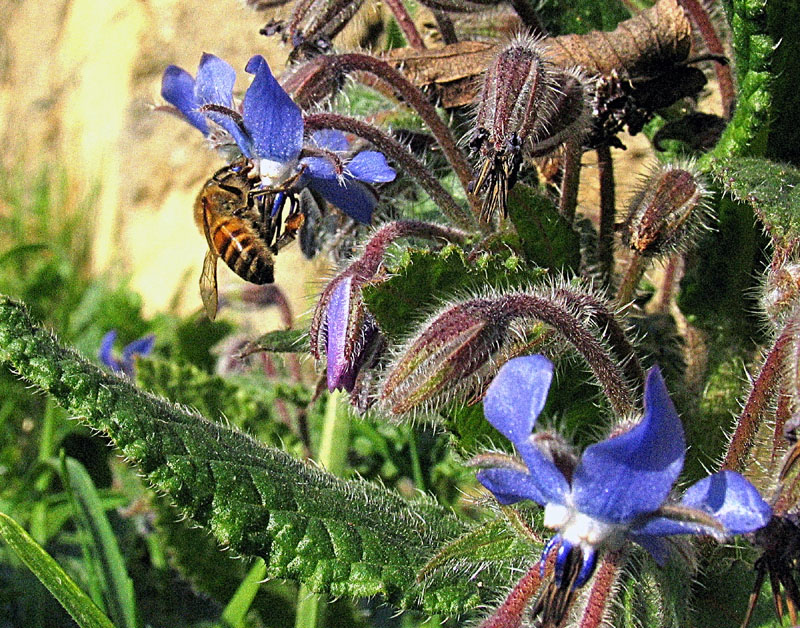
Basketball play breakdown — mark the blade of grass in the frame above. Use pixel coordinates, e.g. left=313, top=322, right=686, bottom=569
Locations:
left=219, top=559, right=267, bottom=628
left=295, top=390, right=351, bottom=628
left=0, top=511, right=115, bottom=628
left=60, top=455, right=138, bottom=628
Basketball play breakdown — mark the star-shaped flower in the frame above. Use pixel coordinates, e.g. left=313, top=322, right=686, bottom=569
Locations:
left=161, top=53, right=395, bottom=223
left=477, top=355, right=772, bottom=589
left=99, top=330, right=155, bottom=378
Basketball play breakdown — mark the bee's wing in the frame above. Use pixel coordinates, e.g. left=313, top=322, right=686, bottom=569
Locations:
left=200, top=249, right=219, bottom=321
left=200, top=203, right=219, bottom=321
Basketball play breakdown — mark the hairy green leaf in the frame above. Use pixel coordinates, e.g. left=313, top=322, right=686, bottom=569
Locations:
left=712, top=157, right=800, bottom=245
left=0, top=295, right=504, bottom=615
left=0, top=511, right=115, bottom=628
left=362, top=247, right=545, bottom=343
left=244, top=329, right=308, bottom=354
left=506, top=185, right=581, bottom=273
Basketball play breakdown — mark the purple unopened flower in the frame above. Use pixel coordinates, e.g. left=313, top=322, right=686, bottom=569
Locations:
left=161, top=53, right=396, bottom=223
left=99, top=330, right=155, bottom=378
left=477, top=355, right=771, bottom=590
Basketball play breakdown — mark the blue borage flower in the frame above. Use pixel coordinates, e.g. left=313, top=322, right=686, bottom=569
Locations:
left=161, top=53, right=396, bottom=223
left=477, top=355, right=771, bottom=589
left=99, top=330, right=155, bottom=378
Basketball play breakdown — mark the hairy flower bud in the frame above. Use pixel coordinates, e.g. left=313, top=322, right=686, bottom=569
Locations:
left=470, top=35, right=590, bottom=222
left=311, top=221, right=468, bottom=398
left=260, top=0, right=365, bottom=60
left=380, top=299, right=514, bottom=415
left=763, top=261, right=800, bottom=325
left=619, top=162, right=712, bottom=258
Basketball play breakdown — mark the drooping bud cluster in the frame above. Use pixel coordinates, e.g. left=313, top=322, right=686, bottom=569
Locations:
left=380, top=281, right=640, bottom=418
left=258, top=0, right=366, bottom=60
left=310, top=221, right=468, bottom=401
left=619, top=161, right=712, bottom=258
left=470, top=35, right=590, bottom=222
left=763, top=259, right=800, bottom=326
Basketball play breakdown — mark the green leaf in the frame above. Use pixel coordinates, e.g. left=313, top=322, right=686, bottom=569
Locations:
left=677, top=196, right=766, bottom=341
left=60, top=456, right=138, bottom=628
left=712, top=157, right=800, bottom=245
left=0, top=295, right=502, bottom=615
left=245, top=328, right=308, bottom=354
left=536, top=0, right=630, bottom=34
left=0, top=511, right=115, bottom=628
left=506, top=185, right=581, bottom=272
left=706, top=0, right=776, bottom=162
left=362, top=246, right=545, bottom=343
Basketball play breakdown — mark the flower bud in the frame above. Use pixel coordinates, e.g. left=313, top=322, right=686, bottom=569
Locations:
left=470, top=35, right=590, bottom=222
left=260, top=0, right=365, bottom=60
left=311, top=272, right=381, bottom=393
left=619, top=162, right=712, bottom=258
left=380, top=299, right=514, bottom=415
left=763, top=261, right=800, bottom=325
left=311, top=221, right=468, bottom=400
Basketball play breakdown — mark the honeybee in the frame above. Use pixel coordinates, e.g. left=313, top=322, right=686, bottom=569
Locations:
left=195, top=159, right=305, bottom=320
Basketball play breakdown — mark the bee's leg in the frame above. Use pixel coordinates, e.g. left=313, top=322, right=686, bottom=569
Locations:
left=274, top=195, right=301, bottom=251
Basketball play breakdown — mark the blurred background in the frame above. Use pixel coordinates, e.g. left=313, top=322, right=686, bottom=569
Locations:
left=0, top=0, right=344, bottom=324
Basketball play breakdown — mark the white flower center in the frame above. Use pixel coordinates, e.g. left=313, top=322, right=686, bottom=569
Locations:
left=543, top=501, right=626, bottom=551
left=257, top=158, right=297, bottom=187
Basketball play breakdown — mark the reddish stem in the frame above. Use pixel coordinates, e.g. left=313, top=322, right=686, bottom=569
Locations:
left=304, top=112, right=477, bottom=229
left=384, top=0, right=427, bottom=50
left=478, top=563, right=544, bottom=628
left=721, top=319, right=798, bottom=472
left=558, top=139, right=582, bottom=224
left=677, top=0, right=735, bottom=118
left=327, top=53, right=475, bottom=197
left=578, top=549, right=626, bottom=628
left=597, top=146, right=616, bottom=287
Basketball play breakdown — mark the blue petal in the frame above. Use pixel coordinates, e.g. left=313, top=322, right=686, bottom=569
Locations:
left=307, top=176, right=376, bottom=224
left=242, top=55, right=303, bottom=163
left=312, top=129, right=349, bottom=151
left=483, top=355, right=554, bottom=445
left=629, top=533, right=673, bottom=566
left=99, top=330, right=121, bottom=371
left=121, top=334, right=156, bottom=364
left=326, top=277, right=356, bottom=392
left=194, top=53, right=251, bottom=154
left=121, top=334, right=156, bottom=377
left=681, top=470, right=771, bottom=534
left=575, top=546, right=597, bottom=588
left=346, top=152, right=397, bottom=184
left=477, top=467, right=552, bottom=506
left=161, top=66, right=208, bottom=134
left=572, top=367, right=685, bottom=523
left=303, top=156, right=339, bottom=179
left=195, top=53, right=235, bottom=109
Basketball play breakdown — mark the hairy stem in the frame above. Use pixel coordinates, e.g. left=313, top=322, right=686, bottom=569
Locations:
left=721, top=317, right=799, bottom=472
left=503, top=293, right=636, bottom=415
left=677, top=0, right=734, bottom=118
left=558, top=139, right=582, bottom=224
left=305, top=112, right=477, bottom=230
left=325, top=53, right=474, bottom=197
left=597, top=146, right=616, bottom=287
left=578, top=549, right=626, bottom=628
left=384, top=0, right=426, bottom=49
left=478, top=563, right=543, bottom=628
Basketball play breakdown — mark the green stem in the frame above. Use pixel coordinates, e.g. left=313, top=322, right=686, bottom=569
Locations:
left=296, top=390, right=350, bottom=628
left=30, top=398, right=59, bottom=544
left=406, top=427, right=425, bottom=493
left=221, top=559, right=268, bottom=628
